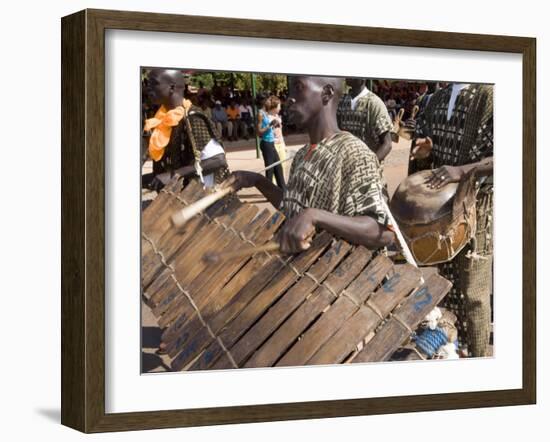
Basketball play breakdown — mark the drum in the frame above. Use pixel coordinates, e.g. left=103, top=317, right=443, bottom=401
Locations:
left=389, top=169, right=478, bottom=266
left=141, top=178, right=452, bottom=371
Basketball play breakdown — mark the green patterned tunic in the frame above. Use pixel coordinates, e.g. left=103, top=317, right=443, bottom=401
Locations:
left=281, top=131, right=389, bottom=226
left=411, top=84, right=494, bottom=357
left=336, top=90, right=393, bottom=152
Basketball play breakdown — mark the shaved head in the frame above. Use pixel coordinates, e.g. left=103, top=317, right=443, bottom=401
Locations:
left=345, top=77, right=366, bottom=98
left=287, top=76, right=345, bottom=129
left=145, top=68, right=186, bottom=107
left=148, top=69, right=186, bottom=89
left=311, top=76, right=345, bottom=100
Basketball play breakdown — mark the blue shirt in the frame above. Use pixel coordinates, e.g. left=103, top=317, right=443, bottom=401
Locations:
left=212, top=106, right=228, bottom=123
left=260, top=110, right=275, bottom=142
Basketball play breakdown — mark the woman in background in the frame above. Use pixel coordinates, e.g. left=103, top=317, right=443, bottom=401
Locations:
left=257, top=95, right=286, bottom=189
left=267, top=97, right=287, bottom=183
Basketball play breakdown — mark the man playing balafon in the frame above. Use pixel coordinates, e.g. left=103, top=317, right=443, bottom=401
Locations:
left=226, top=76, right=395, bottom=253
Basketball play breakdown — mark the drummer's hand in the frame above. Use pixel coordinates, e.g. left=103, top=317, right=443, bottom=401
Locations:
left=425, top=165, right=465, bottom=189
left=411, top=137, right=433, bottom=160
left=222, top=171, right=262, bottom=191
left=278, top=209, right=316, bottom=254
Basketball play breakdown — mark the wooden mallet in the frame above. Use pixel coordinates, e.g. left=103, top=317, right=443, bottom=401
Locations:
left=170, top=154, right=296, bottom=229
left=202, top=227, right=314, bottom=263
left=171, top=185, right=235, bottom=228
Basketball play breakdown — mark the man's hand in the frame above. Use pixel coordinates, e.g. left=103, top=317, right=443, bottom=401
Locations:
left=425, top=165, right=466, bottom=189
left=147, top=176, right=166, bottom=192
left=147, top=171, right=179, bottom=192
left=222, top=171, right=263, bottom=191
left=278, top=209, right=317, bottom=254
left=411, top=137, right=433, bottom=160
left=402, top=117, right=417, bottom=132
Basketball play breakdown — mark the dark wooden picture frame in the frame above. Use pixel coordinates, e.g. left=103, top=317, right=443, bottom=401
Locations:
left=61, top=8, right=536, bottom=433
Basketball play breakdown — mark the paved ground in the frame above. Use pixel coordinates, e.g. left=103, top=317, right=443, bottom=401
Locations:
left=141, top=133, right=413, bottom=372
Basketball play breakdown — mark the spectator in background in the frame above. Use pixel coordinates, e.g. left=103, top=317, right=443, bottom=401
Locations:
left=197, top=81, right=208, bottom=100
left=212, top=100, right=233, bottom=141
left=220, top=83, right=230, bottom=104
left=226, top=101, right=244, bottom=141
left=239, top=99, right=254, bottom=140
left=267, top=97, right=287, bottom=182
left=257, top=95, right=285, bottom=189
left=198, top=95, right=212, bottom=119
left=212, top=80, right=222, bottom=101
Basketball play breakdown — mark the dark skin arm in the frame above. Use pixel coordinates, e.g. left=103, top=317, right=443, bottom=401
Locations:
left=279, top=208, right=394, bottom=254
left=410, top=137, right=493, bottom=188
left=224, top=171, right=283, bottom=208
left=375, top=131, right=392, bottom=162
left=173, top=153, right=228, bottom=178
left=425, top=156, right=493, bottom=189
left=150, top=154, right=228, bottom=190
left=225, top=171, right=394, bottom=253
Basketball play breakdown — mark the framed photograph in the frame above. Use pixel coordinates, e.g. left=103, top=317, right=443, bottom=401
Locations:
left=61, top=8, right=536, bottom=433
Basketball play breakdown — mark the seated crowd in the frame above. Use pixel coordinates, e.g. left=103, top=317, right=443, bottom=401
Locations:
left=193, top=81, right=292, bottom=142
left=371, top=79, right=438, bottom=121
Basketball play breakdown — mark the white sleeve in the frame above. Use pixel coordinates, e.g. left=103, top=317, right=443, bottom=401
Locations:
left=200, top=139, right=225, bottom=160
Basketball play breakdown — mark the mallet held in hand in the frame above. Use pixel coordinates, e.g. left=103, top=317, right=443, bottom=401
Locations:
left=202, top=228, right=314, bottom=264
left=170, top=154, right=296, bottom=229
left=171, top=185, right=235, bottom=228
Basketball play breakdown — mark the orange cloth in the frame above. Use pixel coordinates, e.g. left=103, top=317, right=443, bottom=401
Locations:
left=143, top=99, right=192, bottom=161
left=226, top=106, right=240, bottom=120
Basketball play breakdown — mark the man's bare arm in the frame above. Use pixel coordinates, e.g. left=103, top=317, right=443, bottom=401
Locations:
left=375, top=131, right=393, bottom=162
left=254, top=175, right=284, bottom=208
left=463, top=156, right=493, bottom=177
left=224, top=171, right=284, bottom=208
left=426, top=156, right=493, bottom=189
left=173, top=153, right=228, bottom=178
left=279, top=208, right=394, bottom=253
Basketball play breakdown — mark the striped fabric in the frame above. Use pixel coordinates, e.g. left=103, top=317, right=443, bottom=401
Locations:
left=281, top=131, right=389, bottom=226
left=410, top=84, right=494, bottom=357
left=336, top=91, right=393, bottom=152
left=414, top=84, right=493, bottom=168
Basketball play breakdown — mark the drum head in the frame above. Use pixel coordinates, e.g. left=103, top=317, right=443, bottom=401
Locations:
left=390, top=170, right=459, bottom=225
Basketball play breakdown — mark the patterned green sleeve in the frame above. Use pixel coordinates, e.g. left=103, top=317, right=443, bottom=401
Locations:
left=339, top=138, right=389, bottom=226
left=469, top=86, right=494, bottom=162
left=369, top=94, right=393, bottom=138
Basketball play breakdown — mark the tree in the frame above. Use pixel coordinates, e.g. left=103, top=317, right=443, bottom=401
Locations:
left=188, top=71, right=288, bottom=95
left=256, top=74, right=287, bottom=94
